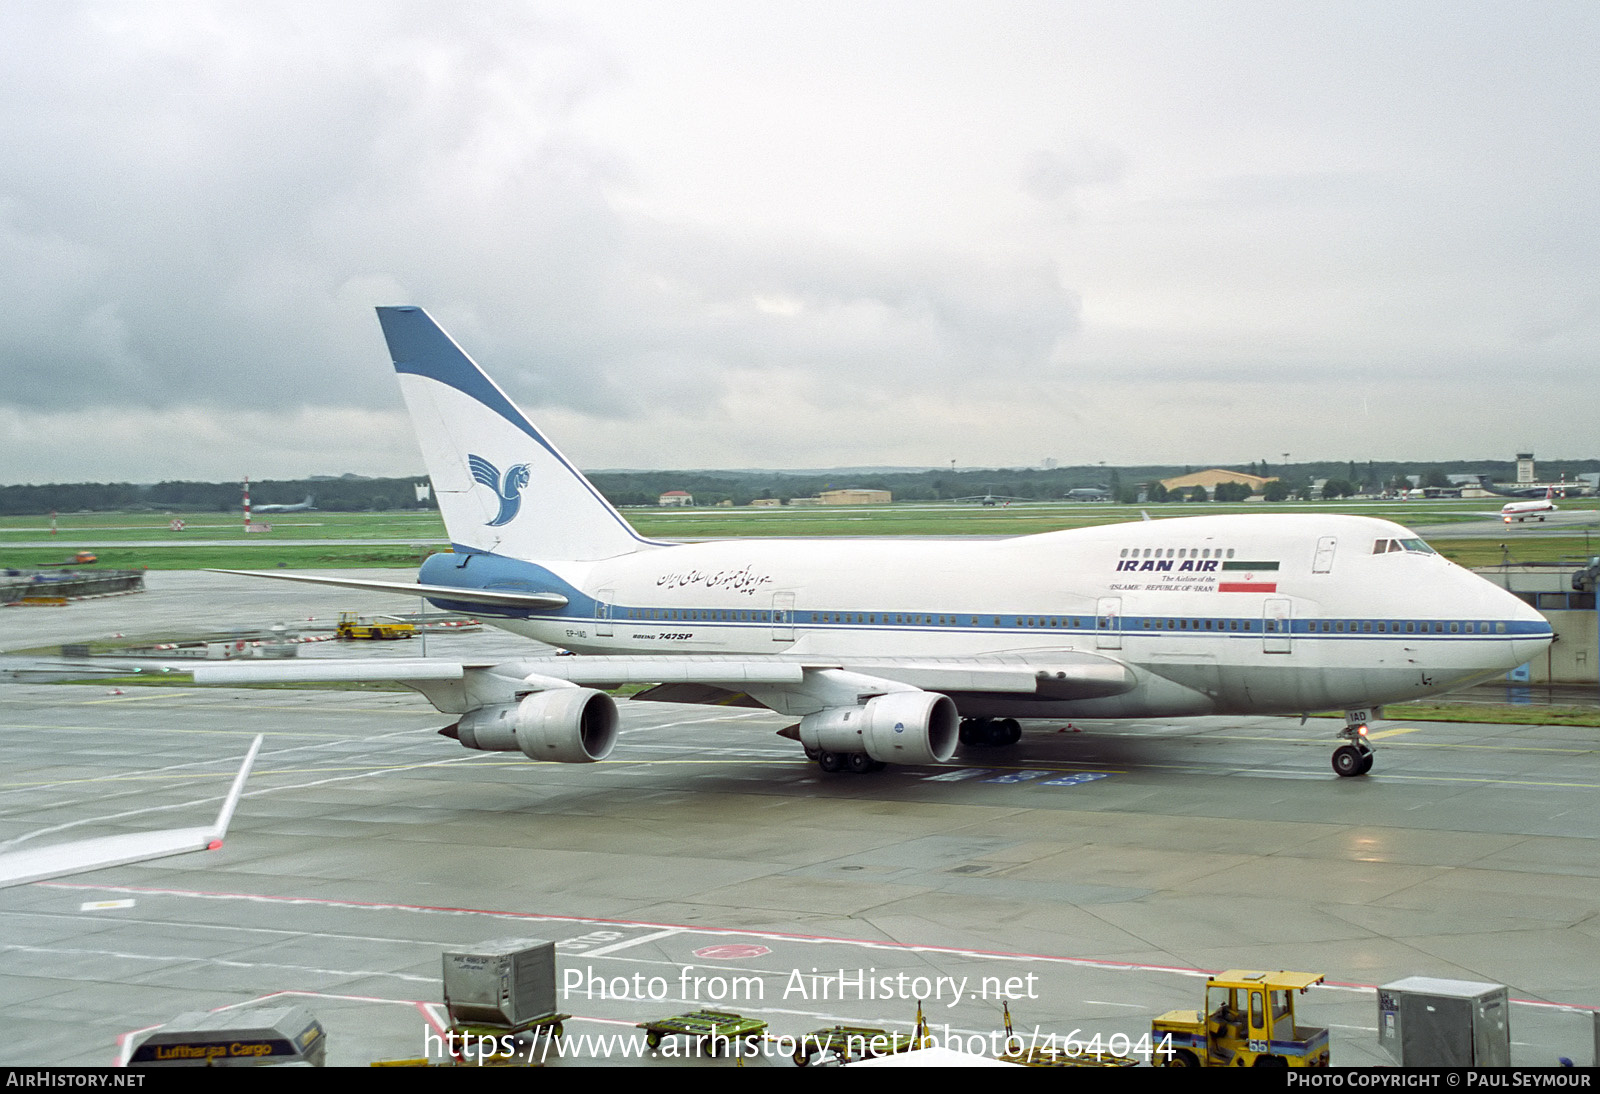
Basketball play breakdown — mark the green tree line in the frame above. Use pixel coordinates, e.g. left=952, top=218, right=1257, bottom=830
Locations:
left=1, top=459, right=1591, bottom=515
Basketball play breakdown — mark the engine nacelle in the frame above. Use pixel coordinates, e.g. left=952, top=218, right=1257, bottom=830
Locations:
left=797, top=691, right=958, bottom=765
left=452, top=689, right=619, bottom=763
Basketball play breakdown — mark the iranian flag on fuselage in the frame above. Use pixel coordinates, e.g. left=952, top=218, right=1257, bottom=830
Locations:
left=1218, top=559, right=1278, bottom=593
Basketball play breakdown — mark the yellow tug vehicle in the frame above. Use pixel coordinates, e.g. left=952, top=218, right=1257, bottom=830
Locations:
left=336, top=611, right=417, bottom=640
left=1152, top=969, right=1330, bottom=1067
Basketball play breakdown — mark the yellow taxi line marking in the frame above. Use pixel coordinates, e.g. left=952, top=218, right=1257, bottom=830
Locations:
left=1366, top=727, right=1421, bottom=741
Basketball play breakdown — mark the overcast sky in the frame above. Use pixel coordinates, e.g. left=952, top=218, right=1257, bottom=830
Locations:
left=2, top=1, right=1598, bottom=484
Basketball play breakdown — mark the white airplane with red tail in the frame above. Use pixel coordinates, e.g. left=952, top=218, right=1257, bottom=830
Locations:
left=1501, top=488, right=1557, bottom=523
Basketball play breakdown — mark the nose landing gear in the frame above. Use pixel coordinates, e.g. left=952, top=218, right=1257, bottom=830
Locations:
left=1332, top=711, right=1376, bottom=776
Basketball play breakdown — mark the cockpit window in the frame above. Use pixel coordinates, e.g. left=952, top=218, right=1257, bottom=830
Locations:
left=1374, top=538, right=1438, bottom=555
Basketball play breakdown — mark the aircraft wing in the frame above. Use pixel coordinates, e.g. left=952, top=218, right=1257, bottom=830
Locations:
left=191, top=653, right=1133, bottom=706
left=0, top=735, right=261, bottom=889
left=194, top=659, right=471, bottom=685
left=206, top=568, right=569, bottom=610
left=189, top=657, right=1035, bottom=690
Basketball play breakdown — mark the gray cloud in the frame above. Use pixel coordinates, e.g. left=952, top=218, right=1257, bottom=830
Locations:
left=2, top=1, right=1600, bottom=481
left=1021, top=138, right=1129, bottom=203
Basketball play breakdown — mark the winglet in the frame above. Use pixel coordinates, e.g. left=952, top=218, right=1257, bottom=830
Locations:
left=207, top=734, right=262, bottom=847
left=0, top=736, right=264, bottom=888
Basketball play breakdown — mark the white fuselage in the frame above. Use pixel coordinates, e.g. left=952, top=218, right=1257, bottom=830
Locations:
left=476, top=513, right=1549, bottom=719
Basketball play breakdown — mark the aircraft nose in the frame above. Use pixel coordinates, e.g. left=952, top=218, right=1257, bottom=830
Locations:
left=1502, top=586, right=1554, bottom=668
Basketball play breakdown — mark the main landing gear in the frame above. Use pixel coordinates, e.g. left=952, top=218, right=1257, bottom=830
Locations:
left=1332, top=712, right=1375, bottom=777
left=959, top=718, right=1022, bottom=747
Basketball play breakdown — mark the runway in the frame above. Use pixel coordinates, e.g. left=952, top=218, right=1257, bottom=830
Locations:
left=1, top=574, right=1597, bottom=1066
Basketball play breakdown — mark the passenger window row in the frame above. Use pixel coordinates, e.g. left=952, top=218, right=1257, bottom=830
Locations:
left=1119, top=546, right=1238, bottom=559
left=623, top=608, right=1506, bottom=635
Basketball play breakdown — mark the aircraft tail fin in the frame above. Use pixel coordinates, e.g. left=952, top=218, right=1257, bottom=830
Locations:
left=376, top=307, right=657, bottom=562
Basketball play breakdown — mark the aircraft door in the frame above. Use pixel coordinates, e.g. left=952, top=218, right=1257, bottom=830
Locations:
left=772, top=591, right=795, bottom=642
left=1312, top=536, right=1337, bottom=574
left=1096, top=596, right=1122, bottom=650
left=595, top=588, right=614, bottom=637
left=1263, top=598, right=1292, bottom=653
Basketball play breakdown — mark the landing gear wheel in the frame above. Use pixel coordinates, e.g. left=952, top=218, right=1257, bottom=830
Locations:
left=1337, top=711, right=1377, bottom=777
left=1332, top=745, right=1368, bottom=777
left=959, top=718, right=989, bottom=746
left=1001, top=718, right=1022, bottom=745
left=847, top=752, right=874, bottom=774
left=818, top=751, right=844, bottom=773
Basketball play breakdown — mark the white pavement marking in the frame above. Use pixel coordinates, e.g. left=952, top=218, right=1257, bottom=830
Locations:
left=2, top=942, right=436, bottom=984
left=581, top=927, right=687, bottom=958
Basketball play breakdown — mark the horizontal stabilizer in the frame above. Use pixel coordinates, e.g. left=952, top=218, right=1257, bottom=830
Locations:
left=207, top=569, right=569, bottom=610
left=0, top=735, right=261, bottom=889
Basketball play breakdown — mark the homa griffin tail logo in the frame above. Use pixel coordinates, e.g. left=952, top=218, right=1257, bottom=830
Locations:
left=468, top=454, right=532, bottom=527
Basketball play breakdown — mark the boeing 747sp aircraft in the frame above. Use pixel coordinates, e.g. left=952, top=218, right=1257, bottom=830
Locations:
left=200, top=308, right=1552, bottom=779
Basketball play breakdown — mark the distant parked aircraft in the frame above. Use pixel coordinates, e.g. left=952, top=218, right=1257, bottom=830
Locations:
left=1475, top=475, right=1585, bottom=500
left=253, top=495, right=316, bottom=514
left=952, top=489, right=1030, bottom=507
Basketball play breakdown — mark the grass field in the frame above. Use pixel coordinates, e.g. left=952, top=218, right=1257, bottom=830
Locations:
left=2, top=498, right=1597, bottom=570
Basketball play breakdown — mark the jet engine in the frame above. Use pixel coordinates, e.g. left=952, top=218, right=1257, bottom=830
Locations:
left=797, top=690, right=959, bottom=765
left=448, top=688, right=619, bottom=763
